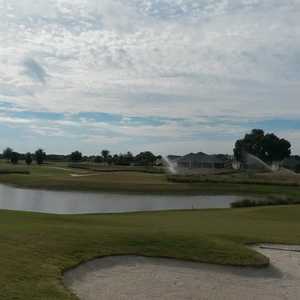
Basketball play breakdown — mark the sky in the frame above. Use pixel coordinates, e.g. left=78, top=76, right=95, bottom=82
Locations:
left=0, top=0, right=300, bottom=155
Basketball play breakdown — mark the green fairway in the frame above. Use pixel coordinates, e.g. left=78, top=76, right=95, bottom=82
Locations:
left=0, top=206, right=300, bottom=299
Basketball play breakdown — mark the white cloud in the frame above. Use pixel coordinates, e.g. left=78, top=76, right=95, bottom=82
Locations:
left=0, top=115, right=32, bottom=125
left=0, top=0, right=300, bottom=153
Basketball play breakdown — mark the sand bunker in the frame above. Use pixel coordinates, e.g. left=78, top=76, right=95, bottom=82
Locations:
left=70, top=173, right=99, bottom=177
left=64, top=244, right=300, bottom=300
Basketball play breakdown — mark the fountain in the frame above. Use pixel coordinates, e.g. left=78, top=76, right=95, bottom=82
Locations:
left=244, top=153, right=273, bottom=172
left=163, top=156, right=178, bottom=174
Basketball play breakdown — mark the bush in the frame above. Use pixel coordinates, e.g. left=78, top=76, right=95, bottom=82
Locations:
left=25, top=153, right=33, bottom=165
left=70, top=151, right=82, bottom=163
left=231, top=197, right=300, bottom=208
left=0, top=167, right=30, bottom=175
left=35, top=149, right=46, bottom=165
left=10, top=152, right=19, bottom=164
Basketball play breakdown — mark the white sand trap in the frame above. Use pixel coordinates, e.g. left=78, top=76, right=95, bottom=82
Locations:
left=64, top=244, right=300, bottom=300
left=48, top=166, right=99, bottom=177
left=70, top=173, right=99, bottom=177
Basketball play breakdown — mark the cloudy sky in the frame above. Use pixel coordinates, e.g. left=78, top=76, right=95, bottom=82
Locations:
left=0, top=0, right=300, bottom=155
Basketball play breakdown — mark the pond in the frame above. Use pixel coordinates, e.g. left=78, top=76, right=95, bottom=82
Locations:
left=0, top=184, right=245, bottom=214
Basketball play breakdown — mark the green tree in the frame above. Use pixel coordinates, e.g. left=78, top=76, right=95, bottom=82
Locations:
left=135, top=151, right=157, bottom=166
left=10, top=152, right=19, bottom=164
left=101, top=150, right=110, bottom=162
left=94, top=156, right=103, bottom=163
left=234, top=129, right=291, bottom=163
left=25, top=153, right=33, bottom=165
left=107, top=155, right=113, bottom=165
left=3, top=147, right=13, bottom=162
left=112, top=154, right=119, bottom=165
left=262, top=133, right=291, bottom=162
left=35, top=149, right=46, bottom=165
left=70, top=151, right=82, bottom=163
left=112, top=153, right=133, bottom=166
left=115, top=152, right=134, bottom=166
left=124, top=152, right=134, bottom=165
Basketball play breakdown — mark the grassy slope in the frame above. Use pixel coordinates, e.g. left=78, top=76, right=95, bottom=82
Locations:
left=1, top=206, right=300, bottom=299
left=68, top=162, right=165, bottom=173
left=1, top=163, right=300, bottom=197
left=169, top=171, right=300, bottom=187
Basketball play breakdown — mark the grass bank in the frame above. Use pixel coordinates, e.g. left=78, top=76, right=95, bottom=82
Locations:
left=68, top=163, right=164, bottom=174
left=168, top=171, right=300, bottom=187
left=1, top=163, right=300, bottom=197
left=0, top=162, right=30, bottom=174
left=0, top=206, right=300, bottom=299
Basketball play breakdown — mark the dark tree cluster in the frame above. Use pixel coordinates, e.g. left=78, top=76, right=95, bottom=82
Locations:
left=1, top=148, right=46, bottom=165
left=88, top=150, right=159, bottom=166
left=2, top=146, right=161, bottom=167
left=44, top=148, right=160, bottom=167
left=10, top=152, right=19, bottom=165
left=35, top=149, right=46, bottom=165
left=112, top=152, right=134, bottom=165
left=3, top=147, right=13, bottom=162
left=69, top=151, right=83, bottom=163
left=25, top=153, right=33, bottom=165
left=234, top=129, right=291, bottom=163
left=134, top=151, right=157, bottom=166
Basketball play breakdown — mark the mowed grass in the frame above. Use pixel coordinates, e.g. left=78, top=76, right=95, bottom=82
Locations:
left=0, top=206, right=300, bottom=299
left=68, top=162, right=165, bottom=173
left=1, top=163, right=300, bottom=197
left=169, top=170, right=300, bottom=187
left=0, top=164, right=175, bottom=192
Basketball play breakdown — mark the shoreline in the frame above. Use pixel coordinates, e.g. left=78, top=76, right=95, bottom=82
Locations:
left=0, top=177, right=299, bottom=197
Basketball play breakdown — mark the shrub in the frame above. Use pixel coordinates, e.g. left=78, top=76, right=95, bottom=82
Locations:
left=231, top=197, right=300, bottom=208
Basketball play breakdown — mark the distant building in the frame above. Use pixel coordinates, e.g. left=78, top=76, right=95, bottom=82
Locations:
left=167, top=155, right=181, bottom=162
left=282, top=156, right=300, bottom=173
left=175, top=152, right=232, bottom=169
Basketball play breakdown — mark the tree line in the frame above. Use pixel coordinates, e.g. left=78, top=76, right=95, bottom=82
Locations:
left=1, top=148, right=161, bottom=167
left=70, top=150, right=161, bottom=166
left=2, top=147, right=46, bottom=165
left=2, top=148, right=46, bottom=165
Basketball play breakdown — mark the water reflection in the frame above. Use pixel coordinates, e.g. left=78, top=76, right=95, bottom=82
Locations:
left=0, top=184, right=243, bottom=214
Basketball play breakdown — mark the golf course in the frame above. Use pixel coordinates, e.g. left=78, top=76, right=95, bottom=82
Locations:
left=2, top=0, right=300, bottom=298
left=1, top=162, right=300, bottom=198
left=0, top=162, right=299, bottom=299
left=1, top=206, right=300, bottom=299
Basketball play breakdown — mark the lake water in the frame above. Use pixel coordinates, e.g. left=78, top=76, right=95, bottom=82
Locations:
left=0, top=184, right=244, bottom=214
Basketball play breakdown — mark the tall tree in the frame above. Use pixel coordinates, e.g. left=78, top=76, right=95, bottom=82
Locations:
left=10, top=152, right=19, bottom=164
left=25, top=153, right=33, bottom=165
left=3, top=147, right=13, bottom=162
left=111, top=154, right=118, bottom=165
left=35, top=149, right=46, bottom=165
left=262, top=134, right=291, bottom=162
left=135, top=151, right=157, bottom=166
left=70, top=151, right=82, bottom=163
left=234, top=129, right=291, bottom=163
left=101, top=150, right=110, bottom=162
left=123, top=152, right=134, bottom=165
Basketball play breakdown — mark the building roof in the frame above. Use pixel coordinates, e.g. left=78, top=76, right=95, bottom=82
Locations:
left=178, top=152, right=230, bottom=164
left=167, top=155, right=181, bottom=161
left=282, top=156, right=300, bottom=167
